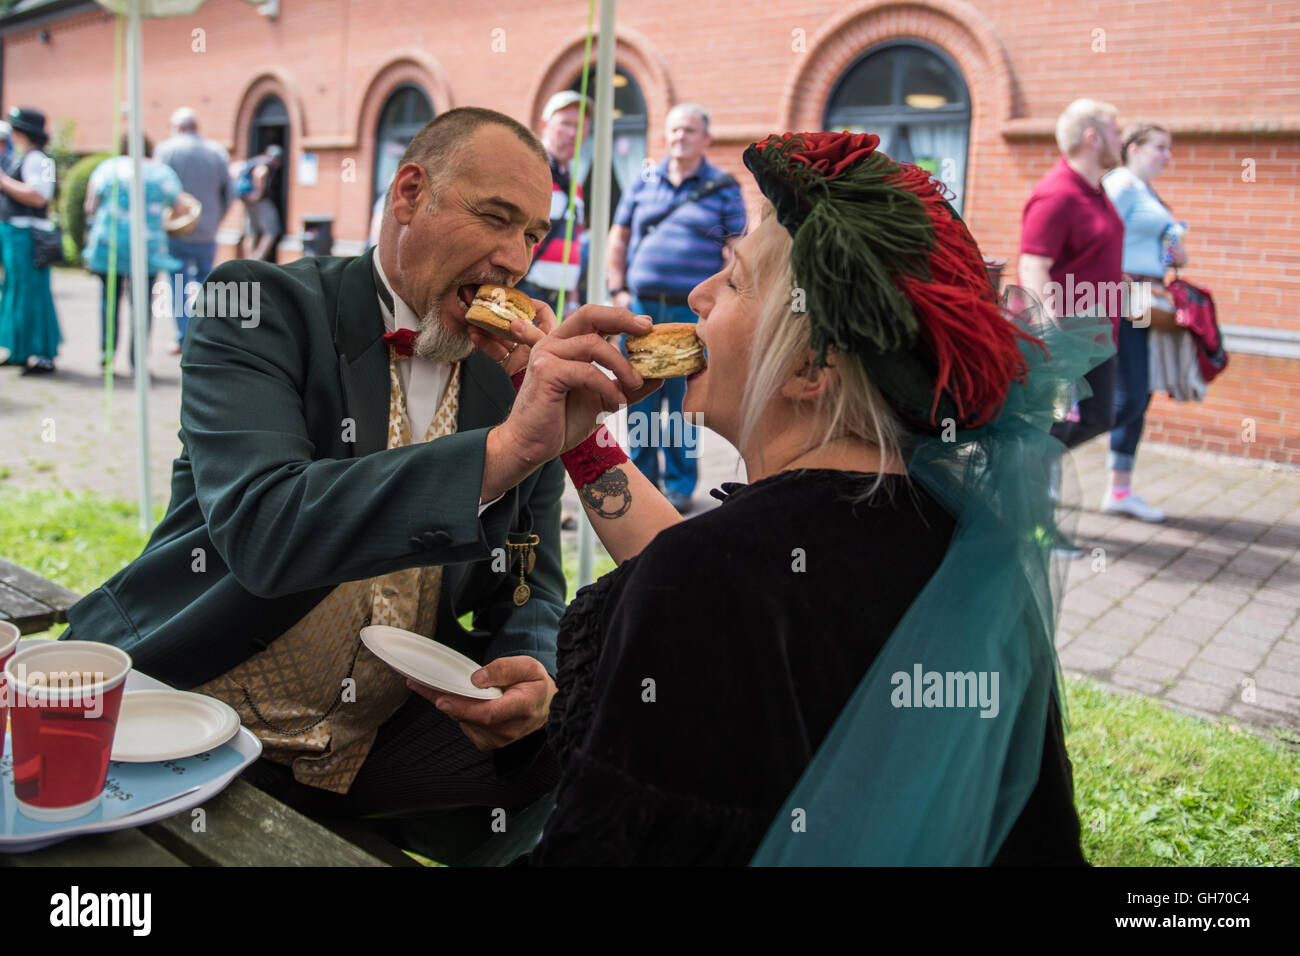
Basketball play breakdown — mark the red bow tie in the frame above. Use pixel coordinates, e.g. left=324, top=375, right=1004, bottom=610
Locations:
left=384, top=329, right=417, bottom=357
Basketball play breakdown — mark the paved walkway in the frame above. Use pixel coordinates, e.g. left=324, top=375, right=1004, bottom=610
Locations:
left=4, top=269, right=1298, bottom=734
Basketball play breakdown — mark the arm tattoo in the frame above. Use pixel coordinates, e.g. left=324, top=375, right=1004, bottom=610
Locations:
left=580, top=466, right=632, bottom=518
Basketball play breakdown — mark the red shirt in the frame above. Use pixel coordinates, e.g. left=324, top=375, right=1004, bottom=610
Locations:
left=1021, top=157, right=1124, bottom=332
left=526, top=168, right=584, bottom=292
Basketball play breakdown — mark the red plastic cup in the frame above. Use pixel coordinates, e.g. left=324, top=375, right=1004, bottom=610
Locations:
left=5, top=641, right=132, bottom=821
left=0, top=621, right=19, bottom=762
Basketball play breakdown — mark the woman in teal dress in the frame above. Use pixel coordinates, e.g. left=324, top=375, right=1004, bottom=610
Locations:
left=0, top=108, right=61, bottom=374
left=83, top=134, right=182, bottom=371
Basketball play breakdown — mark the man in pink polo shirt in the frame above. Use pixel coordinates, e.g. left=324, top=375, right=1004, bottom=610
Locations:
left=1019, top=98, right=1125, bottom=452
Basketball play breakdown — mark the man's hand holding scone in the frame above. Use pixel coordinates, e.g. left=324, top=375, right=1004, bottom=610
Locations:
left=479, top=304, right=662, bottom=504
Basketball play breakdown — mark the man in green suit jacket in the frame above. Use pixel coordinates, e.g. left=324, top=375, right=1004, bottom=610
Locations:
left=61, top=107, right=654, bottom=855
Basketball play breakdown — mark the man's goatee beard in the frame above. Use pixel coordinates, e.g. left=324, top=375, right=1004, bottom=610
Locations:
left=415, top=304, right=474, bottom=363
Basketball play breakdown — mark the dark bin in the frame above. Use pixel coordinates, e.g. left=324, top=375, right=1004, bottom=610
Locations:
left=302, top=216, right=334, bottom=257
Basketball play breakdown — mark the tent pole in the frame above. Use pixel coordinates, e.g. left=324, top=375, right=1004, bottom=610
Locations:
left=126, top=0, right=153, bottom=530
left=577, top=0, right=618, bottom=586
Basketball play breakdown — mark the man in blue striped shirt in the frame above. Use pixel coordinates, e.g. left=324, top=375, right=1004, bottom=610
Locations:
left=607, top=103, right=747, bottom=512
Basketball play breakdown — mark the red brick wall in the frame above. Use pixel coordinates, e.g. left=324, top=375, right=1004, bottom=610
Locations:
left=12, top=0, right=1299, bottom=460
left=1146, top=354, right=1300, bottom=465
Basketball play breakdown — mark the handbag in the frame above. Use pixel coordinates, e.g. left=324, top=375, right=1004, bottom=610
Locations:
left=164, top=192, right=202, bottom=237
left=31, top=223, right=64, bottom=270
left=1167, top=275, right=1228, bottom=384
left=1123, top=273, right=1180, bottom=333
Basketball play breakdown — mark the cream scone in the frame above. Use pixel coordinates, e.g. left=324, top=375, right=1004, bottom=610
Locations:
left=625, top=323, right=707, bottom=378
left=465, top=284, right=536, bottom=342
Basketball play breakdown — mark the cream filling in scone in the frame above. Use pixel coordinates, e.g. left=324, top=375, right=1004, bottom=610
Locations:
left=629, top=343, right=706, bottom=377
left=476, top=300, right=521, bottom=323
left=632, top=343, right=703, bottom=362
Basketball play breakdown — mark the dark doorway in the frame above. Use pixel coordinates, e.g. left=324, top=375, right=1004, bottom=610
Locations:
left=571, top=65, right=647, bottom=231
left=373, top=84, right=434, bottom=210
left=249, top=94, right=290, bottom=247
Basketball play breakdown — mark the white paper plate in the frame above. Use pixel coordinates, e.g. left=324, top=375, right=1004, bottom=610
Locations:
left=2, top=643, right=262, bottom=855
left=110, top=690, right=241, bottom=762
left=361, top=626, right=502, bottom=700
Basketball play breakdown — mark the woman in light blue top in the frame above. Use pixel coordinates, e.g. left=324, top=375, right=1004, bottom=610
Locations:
left=83, top=134, right=182, bottom=372
left=1101, top=124, right=1188, bottom=523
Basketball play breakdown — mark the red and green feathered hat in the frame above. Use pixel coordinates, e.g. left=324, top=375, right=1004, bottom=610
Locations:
left=742, top=131, right=1037, bottom=432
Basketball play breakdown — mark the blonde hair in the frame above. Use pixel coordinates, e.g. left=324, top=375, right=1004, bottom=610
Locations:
left=738, top=202, right=910, bottom=496
left=1055, top=98, right=1118, bottom=155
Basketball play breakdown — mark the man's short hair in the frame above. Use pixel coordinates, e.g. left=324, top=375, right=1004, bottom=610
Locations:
left=396, top=107, right=548, bottom=210
left=1055, top=98, right=1118, bottom=155
left=666, top=103, right=710, bottom=135
left=171, top=107, right=198, bottom=132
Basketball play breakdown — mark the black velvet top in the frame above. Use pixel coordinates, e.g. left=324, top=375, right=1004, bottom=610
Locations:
left=532, top=469, right=1086, bottom=866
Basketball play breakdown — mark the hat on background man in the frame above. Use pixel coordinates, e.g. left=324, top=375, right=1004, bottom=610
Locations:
left=541, top=90, right=593, bottom=122
left=7, top=107, right=48, bottom=147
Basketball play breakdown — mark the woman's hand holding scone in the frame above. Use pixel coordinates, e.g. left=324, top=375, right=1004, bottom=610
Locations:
left=480, top=305, right=661, bottom=504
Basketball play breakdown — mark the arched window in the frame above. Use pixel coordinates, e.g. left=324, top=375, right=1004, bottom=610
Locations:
left=824, top=42, right=971, bottom=214
left=373, top=84, right=435, bottom=208
left=572, top=66, right=648, bottom=228
left=249, top=94, right=290, bottom=230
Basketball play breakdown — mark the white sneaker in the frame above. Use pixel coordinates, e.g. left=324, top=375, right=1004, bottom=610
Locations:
left=1101, top=491, right=1166, bottom=523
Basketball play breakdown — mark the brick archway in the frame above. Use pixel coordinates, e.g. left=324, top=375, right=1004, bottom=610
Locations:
left=354, top=53, right=453, bottom=214
left=231, top=71, right=304, bottom=251
left=530, top=25, right=673, bottom=139
left=780, top=0, right=1014, bottom=226
left=354, top=52, right=454, bottom=148
left=231, top=70, right=307, bottom=162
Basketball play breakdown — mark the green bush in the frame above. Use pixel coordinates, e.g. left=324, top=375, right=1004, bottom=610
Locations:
left=59, top=152, right=111, bottom=265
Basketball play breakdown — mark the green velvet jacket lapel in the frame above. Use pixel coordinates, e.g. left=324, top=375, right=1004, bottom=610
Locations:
left=333, top=249, right=514, bottom=459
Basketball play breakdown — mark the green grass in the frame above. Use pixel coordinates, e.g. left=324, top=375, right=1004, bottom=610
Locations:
left=2, top=487, right=1298, bottom=865
left=1064, top=675, right=1300, bottom=865
left=0, top=488, right=164, bottom=636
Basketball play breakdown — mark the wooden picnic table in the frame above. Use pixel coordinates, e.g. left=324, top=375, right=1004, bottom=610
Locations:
left=0, top=779, right=420, bottom=867
left=0, top=557, right=422, bottom=867
left=0, top=557, right=82, bottom=635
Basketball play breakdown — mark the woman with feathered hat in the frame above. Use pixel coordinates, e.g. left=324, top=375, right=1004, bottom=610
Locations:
left=422, top=130, right=1106, bottom=865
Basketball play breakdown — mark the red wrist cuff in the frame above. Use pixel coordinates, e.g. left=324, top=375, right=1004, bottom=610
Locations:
left=561, top=425, right=629, bottom=490
left=509, top=372, right=626, bottom=489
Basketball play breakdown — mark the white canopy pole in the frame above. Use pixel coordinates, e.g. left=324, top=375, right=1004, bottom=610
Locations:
left=95, top=0, right=211, bottom=529
left=126, top=0, right=153, bottom=530
left=578, top=0, right=617, bottom=586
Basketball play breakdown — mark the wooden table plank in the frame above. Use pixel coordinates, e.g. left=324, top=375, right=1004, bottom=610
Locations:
left=0, top=558, right=81, bottom=634
left=140, top=779, right=391, bottom=867
left=0, top=558, right=82, bottom=613
left=0, top=581, right=57, bottom=634
left=1, top=827, right=189, bottom=866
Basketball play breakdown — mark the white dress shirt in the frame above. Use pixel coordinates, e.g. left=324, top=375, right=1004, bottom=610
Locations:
left=374, top=257, right=500, bottom=514
left=374, top=257, right=452, bottom=440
